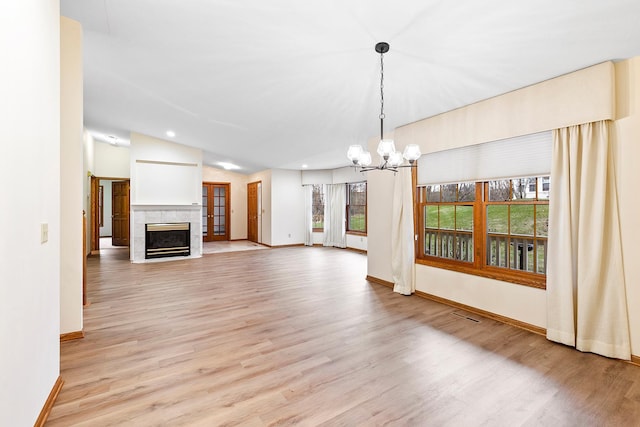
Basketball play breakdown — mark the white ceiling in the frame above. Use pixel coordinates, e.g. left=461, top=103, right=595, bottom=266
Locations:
left=61, top=0, right=640, bottom=174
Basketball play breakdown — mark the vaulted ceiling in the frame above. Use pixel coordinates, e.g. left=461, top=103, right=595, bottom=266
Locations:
left=61, top=0, right=640, bottom=174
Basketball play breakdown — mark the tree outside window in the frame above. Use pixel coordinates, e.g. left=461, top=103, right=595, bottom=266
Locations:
left=312, top=184, right=324, bottom=231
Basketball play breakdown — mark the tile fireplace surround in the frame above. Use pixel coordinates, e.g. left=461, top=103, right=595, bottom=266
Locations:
left=131, top=204, right=202, bottom=263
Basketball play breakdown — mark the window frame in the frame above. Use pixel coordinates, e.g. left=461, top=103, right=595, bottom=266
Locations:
left=416, top=178, right=548, bottom=289
left=346, top=182, right=367, bottom=235
left=311, top=184, right=324, bottom=232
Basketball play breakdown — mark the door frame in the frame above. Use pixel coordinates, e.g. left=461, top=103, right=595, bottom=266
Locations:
left=247, top=180, right=261, bottom=243
left=90, top=176, right=130, bottom=252
left=202, top=182, right=231, bottom=242
left=90, top=176, right=99, bottom=253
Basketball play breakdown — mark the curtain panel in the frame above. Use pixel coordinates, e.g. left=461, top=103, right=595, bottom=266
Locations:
left=323, top=184, right=346, bottom=248
left=303, top=185, right=313, bottom=246
left=546, top=120, right=631, bottom=360
left=391, top=167, right=415, bottom=295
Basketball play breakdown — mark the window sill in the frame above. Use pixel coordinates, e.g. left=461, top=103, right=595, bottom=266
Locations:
left=416, top=257, right=546, bottom=289
left=346, top=231, right=367, bottom=237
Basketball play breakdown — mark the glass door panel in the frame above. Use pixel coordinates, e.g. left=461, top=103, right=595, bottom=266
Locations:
left=202, top=183, right=230, bottom=242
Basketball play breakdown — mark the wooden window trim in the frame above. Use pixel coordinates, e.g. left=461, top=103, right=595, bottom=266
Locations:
left=415, top=180, right=547, bottom=289
left=346, top=182, right=367, bottom=234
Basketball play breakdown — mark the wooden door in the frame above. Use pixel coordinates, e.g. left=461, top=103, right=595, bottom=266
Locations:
left=90, top=175, right=100, bottom=252
left=202, top=183, right=230, bottom=242
left=112, top=180, right=130, bottom=246
left=247, top=181, right=260, bottom=243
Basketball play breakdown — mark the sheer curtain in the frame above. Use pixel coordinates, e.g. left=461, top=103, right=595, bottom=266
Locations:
left=323, top=183, right=346, bottom=248
left=391, top=167, right=415, bottom=295
left=546, top=120, right=631, bottom=360
left=303, top=185, right=313, bottom=246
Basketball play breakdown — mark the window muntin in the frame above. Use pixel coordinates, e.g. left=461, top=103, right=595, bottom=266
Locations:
left=418, top=176, right=550, bottom=288
left=311, top=184, right=324, bottom=231
left=346, top=182, right=367, bottom=233
left=422, top=182, right=475, bottom=262
left=485, top=177, right=549, bottom=275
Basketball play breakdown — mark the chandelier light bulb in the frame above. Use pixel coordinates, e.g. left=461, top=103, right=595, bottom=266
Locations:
left=377, top=139, right=396, bottom=159
left=347, top=145, right=364, bottom=164
left=403, top=144, right=422, bottom=162
left=388, top=151, right=403, bottom=168
left=359, top=151, right=372, bottom=167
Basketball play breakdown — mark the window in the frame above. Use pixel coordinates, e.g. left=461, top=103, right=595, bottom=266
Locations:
left=346, top=182, right=367, bottom=233
left=311, top=184, right=324, bottom=231
left=542, top=176, right=550, bottom=192
left=417, top=176, right=550, bottom=288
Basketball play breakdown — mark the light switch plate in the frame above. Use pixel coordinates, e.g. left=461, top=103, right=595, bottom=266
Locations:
left=41, top=223, right=48, bottom=244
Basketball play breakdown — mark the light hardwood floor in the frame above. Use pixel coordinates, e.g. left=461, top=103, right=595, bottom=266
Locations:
left=49, top=247, right=640, bottom=426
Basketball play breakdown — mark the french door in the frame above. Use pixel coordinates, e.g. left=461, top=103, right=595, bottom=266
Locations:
left=202, top=183, right=230, bottom=242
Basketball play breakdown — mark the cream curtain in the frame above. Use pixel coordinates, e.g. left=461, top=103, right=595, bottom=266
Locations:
left=303, top=185, right=313, bottom=246
left=391, top=167, right=415, bottom=295
left=323, top=184, right=346, bottom=248
left=546, top=120, right=631, bottom=360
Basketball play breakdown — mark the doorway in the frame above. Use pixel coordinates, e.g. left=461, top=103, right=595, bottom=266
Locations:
left=90, top=177, right=130, bottom=252
left=202, top=182, right=230, bottom=242
left=247, top=181, right=261, bottom=243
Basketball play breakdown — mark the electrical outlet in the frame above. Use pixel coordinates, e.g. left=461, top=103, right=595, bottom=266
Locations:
left=41, top=223, right=48, bottom=244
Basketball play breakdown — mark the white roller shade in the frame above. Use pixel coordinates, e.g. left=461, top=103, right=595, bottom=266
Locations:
left=417, top=131, right=552, bottom=185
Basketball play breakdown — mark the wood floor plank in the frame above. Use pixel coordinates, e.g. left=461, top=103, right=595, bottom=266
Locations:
left=48, top=246, right=640, bottom=426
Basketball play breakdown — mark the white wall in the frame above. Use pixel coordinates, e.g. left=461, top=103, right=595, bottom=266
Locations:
left=202, top=166, right=248, bottom=240
left=614, top=57, right=640, bottom=356
left=271, top=169, right=304, bottom=246
left=248, top=170, right=272, bottom=245
left=60, top=16, right=83, bottom=335
left=346, top=234, right=367, bottom=251
left=129, top=132, right=202, bottom=205
left=0, top=0, right=61, bottom=424
left=83, top=130, right=95, bottom=255
left=94, top=141, right=130, bottom=178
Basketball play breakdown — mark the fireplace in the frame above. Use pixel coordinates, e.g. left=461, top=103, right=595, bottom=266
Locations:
left=145, top=222, right=191, bottom=259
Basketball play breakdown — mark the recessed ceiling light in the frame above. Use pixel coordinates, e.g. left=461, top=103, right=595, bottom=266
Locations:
left=166, top=130, right=176, bottom=138
left=218, top=162, right=240, bottom=170
left=301, top=164, right=308, bottom=168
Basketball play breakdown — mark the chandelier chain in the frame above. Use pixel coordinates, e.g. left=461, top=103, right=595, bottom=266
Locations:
left=380, top=51, right=385, bottom=120
left=379, top=50, right=385, bottom=140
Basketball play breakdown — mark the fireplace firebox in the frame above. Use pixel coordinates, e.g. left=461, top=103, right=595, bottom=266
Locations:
left=145, top=223, right=190, bottom=259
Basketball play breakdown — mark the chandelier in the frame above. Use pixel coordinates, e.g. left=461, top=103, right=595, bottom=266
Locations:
left=347, top=42, right=421, bottom=172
